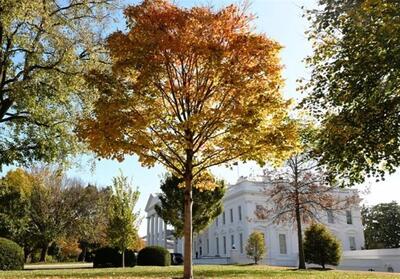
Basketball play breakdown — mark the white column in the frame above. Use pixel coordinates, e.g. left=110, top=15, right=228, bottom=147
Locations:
left=151, top=215, right=155, bottom=245
left=155, top=215, right=159, bottom=246
left=146, top=216, right=150, bottom=245
left=160, top=219, right=164, bottom=246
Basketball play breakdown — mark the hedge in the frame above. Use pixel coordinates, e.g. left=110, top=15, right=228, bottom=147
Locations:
left=0, top=237, right=24, bottom=270
left=93, top=247, right=136, bottom=268
left=137, top=246, right=170, bottom=266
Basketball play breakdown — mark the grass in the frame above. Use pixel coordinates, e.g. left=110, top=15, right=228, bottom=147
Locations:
left=0, top=265, right=398, bottom=279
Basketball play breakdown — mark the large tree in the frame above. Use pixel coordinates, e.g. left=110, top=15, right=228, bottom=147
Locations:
left=78, top=1, right=297, bottom=278
left=301, top=0, right=400, bottom=185
left=256, top=152, right=358, bottom=269
left=362, top=202, right=400, bottom=249
left=107, top=172, right=140, bottom=268
left=0, top=0, right=116, bottom=169
left=155, top=173, right=225, bottom=237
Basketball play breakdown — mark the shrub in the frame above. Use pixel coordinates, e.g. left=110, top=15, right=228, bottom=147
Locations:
left=304, top=223, right=342, bottom=269
left=0, top=237, right=24, bottom=270
left=93, top=247, right=136, bottom=268
left=137, top=246, right=170, bottom=266
left=245, top=231, right=266, bottom=264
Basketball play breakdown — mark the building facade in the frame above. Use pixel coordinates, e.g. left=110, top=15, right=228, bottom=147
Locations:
left=145, top=176, right=365, bottom=266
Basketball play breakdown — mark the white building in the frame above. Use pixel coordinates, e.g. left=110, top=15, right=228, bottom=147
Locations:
left=145, top=175, right=365, bottom=267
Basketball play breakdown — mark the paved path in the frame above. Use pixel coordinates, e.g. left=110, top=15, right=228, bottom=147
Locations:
left=24, top=262, right=93, bottom=270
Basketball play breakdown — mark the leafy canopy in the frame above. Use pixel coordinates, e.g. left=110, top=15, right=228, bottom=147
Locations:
left=362, top=202, right=400, bottom=249
left=301, top=0, right=400, bottom=185
left=0, top=0, right=116, bottom=169
left=155, top=173, right=225, bottom=237
left=78, top=0, right=298, bottom=181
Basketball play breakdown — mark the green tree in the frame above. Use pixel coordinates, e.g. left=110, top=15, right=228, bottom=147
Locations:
left=303, top=223, right=341, bottom=269
left=245, top=231, right=266, bottom=264
left=0, top=169, right=38, bottom=260
left=301, top=0, right=400, bottom=186
left=107, top=172, right=140, bottom=268
left=0, top=0, right=117, bottom=169
left=362, top=202, right=400, bottom=249
left=77, top=1, right=298, bottom=277
left=155, top=173, right=225, bottom=237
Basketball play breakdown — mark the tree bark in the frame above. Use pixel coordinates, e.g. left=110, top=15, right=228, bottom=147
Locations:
left=39, top=243, right=48, bottom=262
left=183, top=148, right=193, bottom=279
left=295, top=204, right=306, bottom=269
left=293, top=156, right=306, bottom=270
left=122, top=250, right=125, bottom=268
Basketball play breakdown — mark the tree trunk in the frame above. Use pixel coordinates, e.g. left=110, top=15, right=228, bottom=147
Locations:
left=122, top=250, right=125, bottom=268
left=293, top=156, right=306, bottom=270
left=183, top=175, right=193, bottom=279
left=39, top=243, right=48, bottom=262
left=183, top=144, right=194, bottom=279
left=295, top=204, right=306, bottom=269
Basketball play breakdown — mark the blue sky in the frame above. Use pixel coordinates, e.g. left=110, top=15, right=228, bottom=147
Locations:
left=3, top=0, right=400, bottom=237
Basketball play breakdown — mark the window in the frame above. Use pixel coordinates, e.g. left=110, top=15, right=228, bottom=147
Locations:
left=238, top=206, right=242, bottom=221
left=223, top=211, right=226, bottom=224
left=279, top=234, right=287, bottom=254
left=230, top=208, right=234, bottom=223
left=207, top=239, right=209, bottom=254
left=346, top=210, right=353, bottom=224
left=216, top=216, right=218, bottom=227
left=216, top=237, right=219, bottom=255
left=239, top=233, right=243, bottom=253
left=349, top=236, right=356, bottom=250
left=223, top=236, right=227, bottom=255
left=231, top=235, right=235, bottom=248
left=327, top=210, right=334, bottom=224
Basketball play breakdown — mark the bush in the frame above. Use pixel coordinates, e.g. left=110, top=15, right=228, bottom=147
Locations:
left=137, top=246, right=170, bottom=266
left=93, top=247, right=136, bottom=268
left=0, top=237, right=24, bottom=270
left=304, top=223, right=342, bottom=269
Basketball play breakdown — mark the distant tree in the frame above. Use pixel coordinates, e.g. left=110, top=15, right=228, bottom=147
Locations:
left=155, top=173, right=225, bottom=237
left=303, top=223, right=341, bottom=269
left=69, top=184, right=111, bottom=262
left=107, top=172, right=140, bottom=268
left=0, top=167, right=113, bottom=262
left=362, top=202, right=400, bottom=249
left=245, top=231, right=265, bottom=264
left=256, top=152, right=358, bottom=269
left=77, top=1, right=298, bottom=277
left=301, top=0, right=400, bottom=186
left=0, top=0, right=118, bottom=169
left=0, top=169, right=38, bottom=260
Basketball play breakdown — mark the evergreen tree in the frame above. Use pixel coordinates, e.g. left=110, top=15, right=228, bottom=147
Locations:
left=245, top=231, right=265, bottom=264
left=155, top=173, right=225, bottom=237
left=304, top=223, right=341, bottom=269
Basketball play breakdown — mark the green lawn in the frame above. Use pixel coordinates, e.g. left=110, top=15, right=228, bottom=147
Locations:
left=0, top=265, right=399, bottom=279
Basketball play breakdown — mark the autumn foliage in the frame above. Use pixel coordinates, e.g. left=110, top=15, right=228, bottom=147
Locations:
left=78, top=1, right=297, bottom=277
left=78, top=0, right=296, bottom=173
